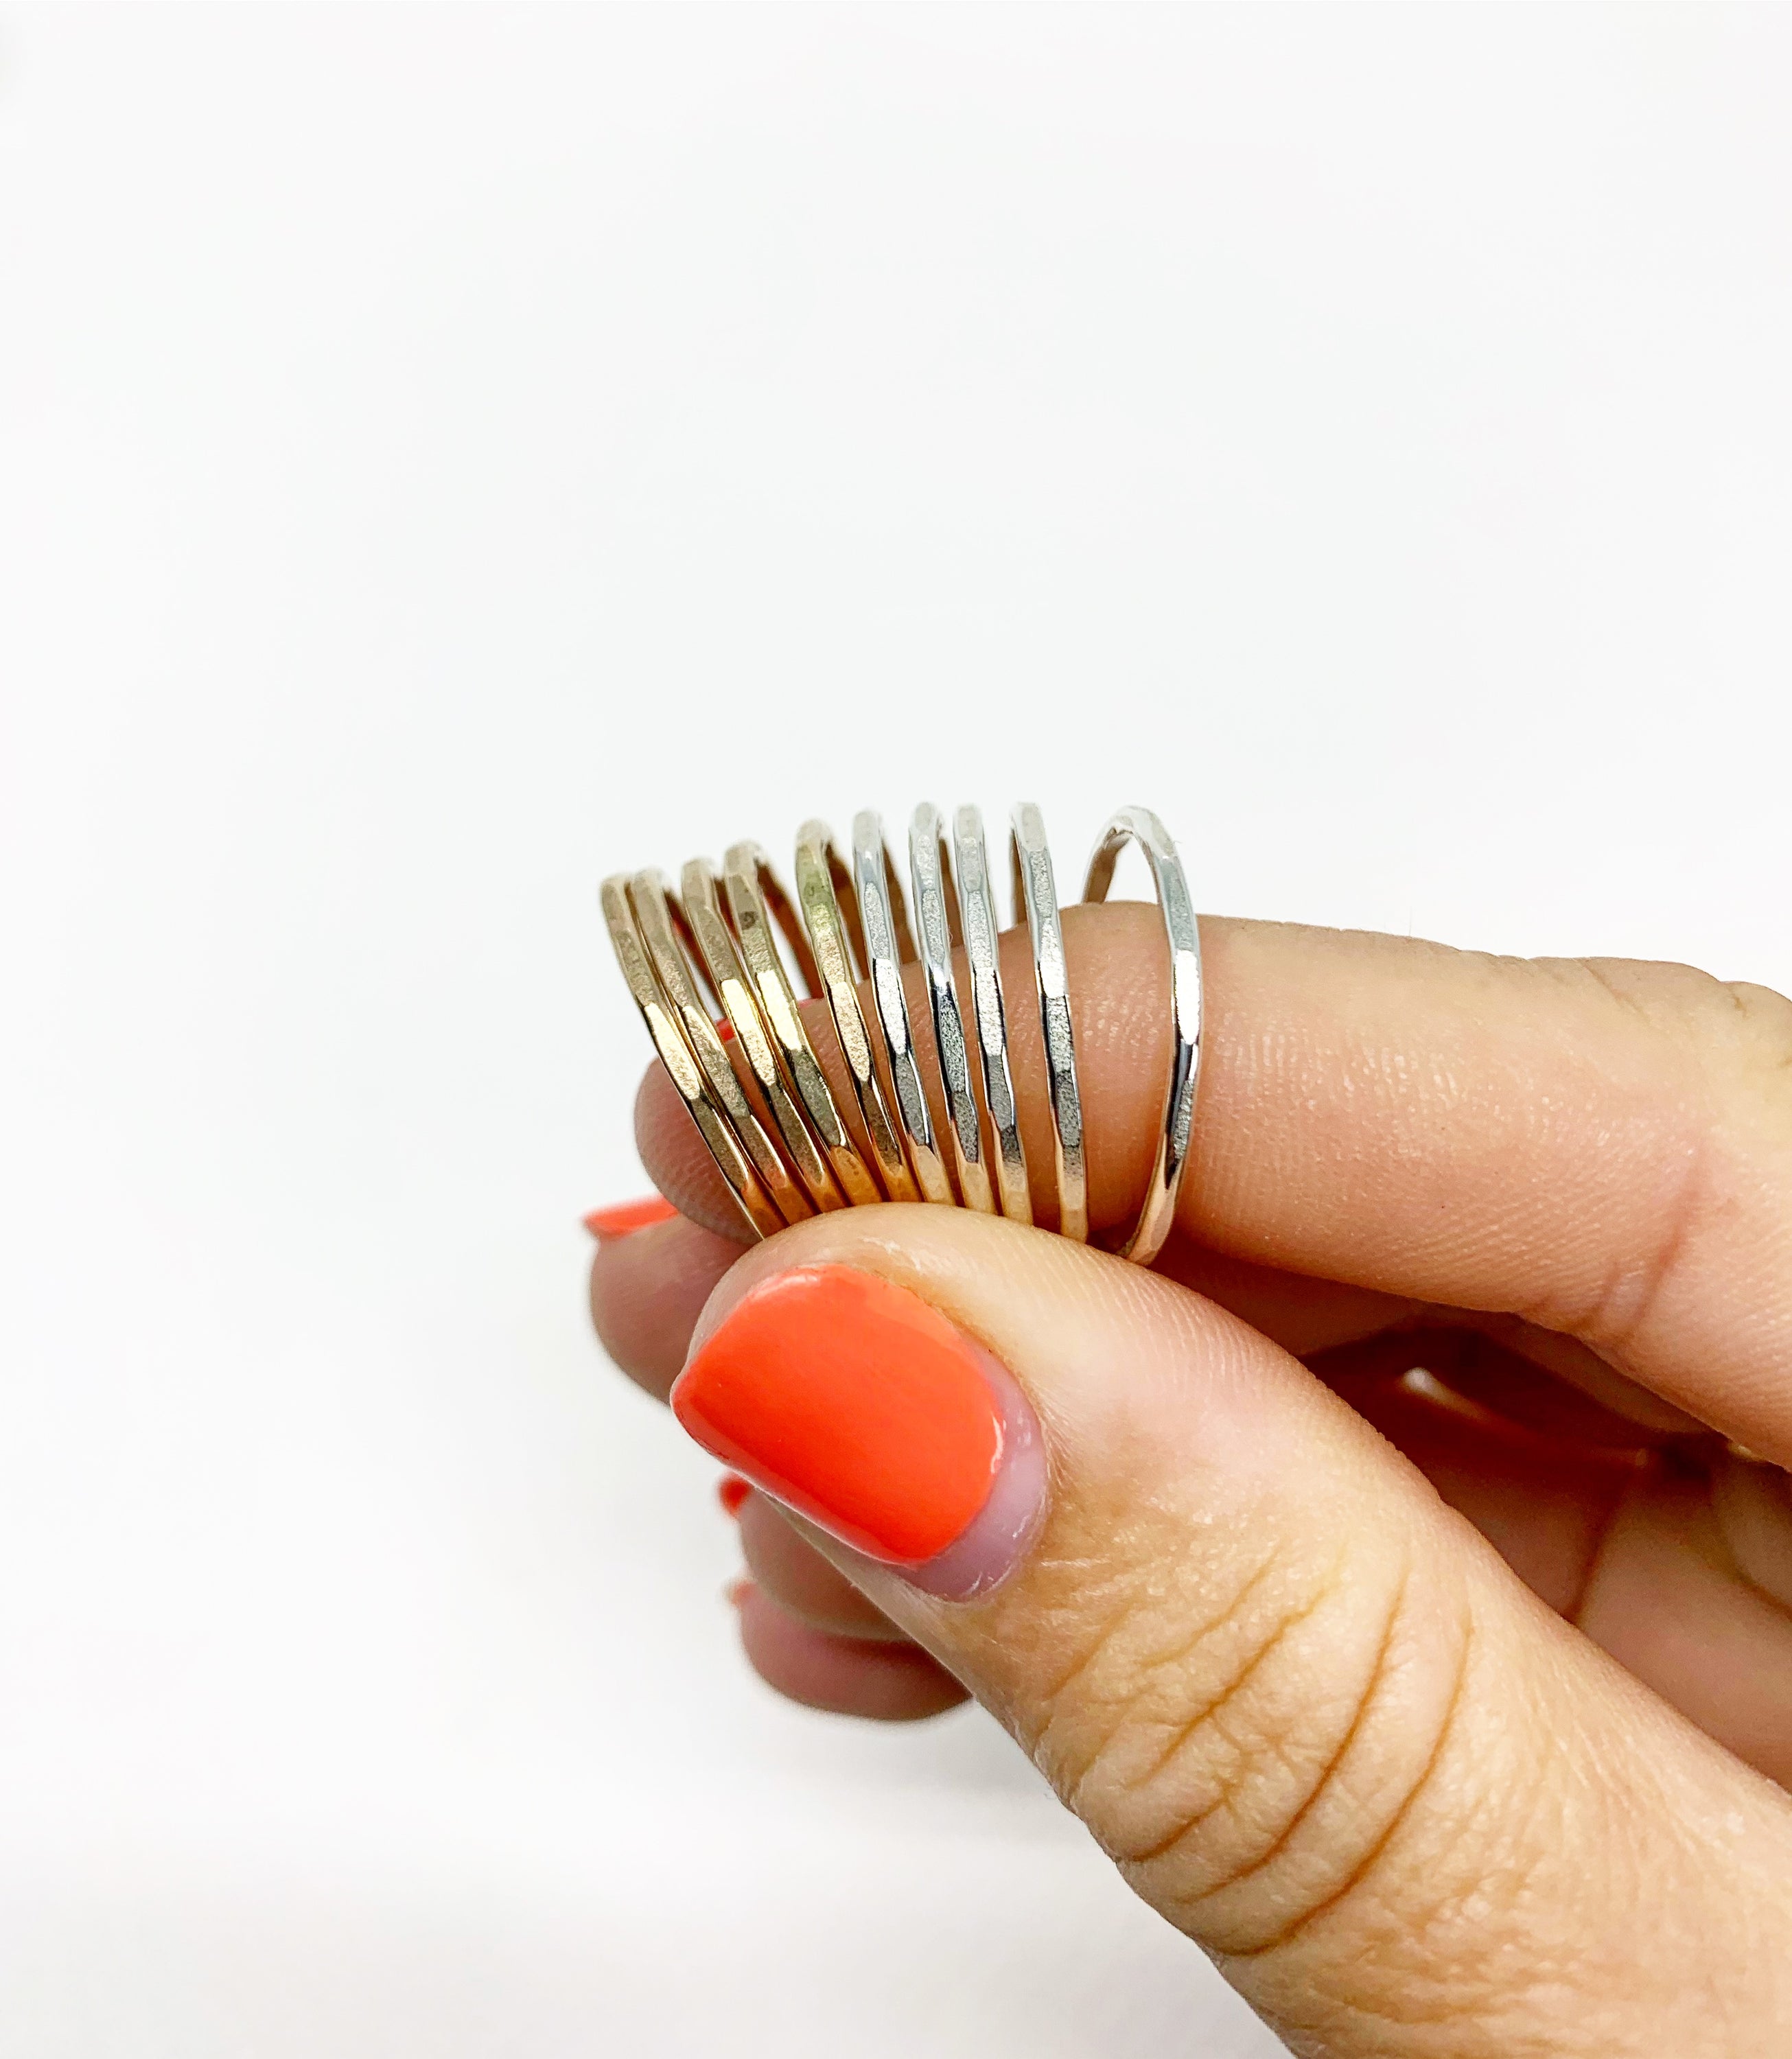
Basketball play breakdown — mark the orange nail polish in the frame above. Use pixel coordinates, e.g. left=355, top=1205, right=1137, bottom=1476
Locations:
left=583, top=1195, right=678, bottom=1240
left=717, top=1474, right=752, bottom=1518
left=671, top=1266, right=1003, bottom=1565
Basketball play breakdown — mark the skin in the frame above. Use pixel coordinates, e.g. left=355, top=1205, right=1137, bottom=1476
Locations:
left=590, top=907, right=1792, bottom=2054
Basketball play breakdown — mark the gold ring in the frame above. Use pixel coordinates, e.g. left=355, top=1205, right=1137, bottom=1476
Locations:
left=629, top=867, right=814, bottom=1229
left=600, top=873, right=787, bottom=1239
left=793, top=820, right=918, bottom=1204
left=677, top=858, right=846, bottom=1214
left=723, top=840, right=882, bottom=1209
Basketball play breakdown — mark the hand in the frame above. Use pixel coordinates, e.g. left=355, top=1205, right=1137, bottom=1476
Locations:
left=589, top=906, right=1792, bottom=2055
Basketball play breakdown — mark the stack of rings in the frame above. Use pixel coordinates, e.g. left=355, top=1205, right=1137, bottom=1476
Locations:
left=601, top=804, right=1202, bottom=1266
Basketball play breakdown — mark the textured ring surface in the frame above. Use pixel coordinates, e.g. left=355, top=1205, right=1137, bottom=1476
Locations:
left=909, top=804, right=995, bottom=1215
left=854, top=811, right=955, bottom=1207
left=679, top=857, right=844, bottom=1213
left=793, top=822, right=918, bottom=1203
left=951, top=805, right=1030, bottom=1224
left=601, top=873, right=786, bottom=1239
left=723, top=842, right=880, bottom=1208
left=631, top=868, right=813, bottom=1228
left=1010, top=802, right=1087, bottom=1243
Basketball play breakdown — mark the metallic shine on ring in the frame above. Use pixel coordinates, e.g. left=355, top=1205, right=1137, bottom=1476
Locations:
left=679, top=857, right=845, bottom=1213
left=793, top=820, right=918, bottom=1205
left=600, top=873, right=787, bottom=1239
left=852, top=811, right=956, bottom=1207
left=1010, top=802, right=1087, bottom=1243
left=951, top=805, right=1030, bottom=1225
left=1082, top=805, right=1202, bottom=1266
left=721, top=841, right=881, bottom=1209
left=629, top=867, right=814, bottom=1229
left=909, top=804, right=995, bottom=1215
left=601, top=802, right=1196, bottom=1255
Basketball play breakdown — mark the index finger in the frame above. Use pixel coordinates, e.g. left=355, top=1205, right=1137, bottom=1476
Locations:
left=632, top=904, right=1792, bottom=1458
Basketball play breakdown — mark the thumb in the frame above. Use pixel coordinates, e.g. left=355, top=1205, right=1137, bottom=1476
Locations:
left=671, top=1207, right=1792, bottom=2058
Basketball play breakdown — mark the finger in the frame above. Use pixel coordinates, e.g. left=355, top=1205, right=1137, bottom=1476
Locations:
left=731, top=1581, right=968, bottom=1721
left=672, top=1208, right=1792, bottom=2056
left=582, top=1195, right=679, bottom=1240
left=588, top=1212, right=740, bottom=1401
left=1308, top=1331, right=1643, bottom=1615
left=589, top=1173, right=1698, bottom=1465
left=1713, top=1450, right=1792, bottom=1614
left=1307, top=1366, right=1792, bottom=1786
left=1163, top=1240, right=1703, bottom=1437
left=1369, top=1306, right=1706, bottom=1436
left=1311, top=1324, right=1694, bottom=1454
left=592, top=1140, right=1701, bottom=1447
left=1579, top=1459, right=1792, bottom=1788
left=635, top=907, right=1792, bottom=1456
left=594, top=1220, right=1717, bottom=1700
left=736, top=1487, right=910, bottom=1640
left=592, top=1153, right=1423, bottom=1384
left=1187, top=920, right=1792, bottom=1454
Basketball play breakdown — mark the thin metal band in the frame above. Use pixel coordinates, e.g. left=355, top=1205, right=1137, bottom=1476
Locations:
left=630, top=869, right=813, bottom=1226
left=909, top=805, right=994, bottom=1213
left=951, top=805, right=1030, bottom=1224
left=792, top=822, right=918, bottom=1203
left=678, top=858, right=845, bottom=1213
left=1010, top=802, right=1086, bottom=1242
left=845, top=810, right=955, bottom=1206
left=721, top=841, right=881, bottom=1208
left=600, top=874, right=784, bottom=1240
left=1083, top=804, right=1201, bottom=1266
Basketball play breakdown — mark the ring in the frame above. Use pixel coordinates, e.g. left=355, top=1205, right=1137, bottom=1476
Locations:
left=909, top=805, right=996, bottom=1215
left=793, top=822, right=918, bottom=1204
left=629, top=868, right=815, bottom=1229
left=950, top=805, right=1031, bottom=1224
left=852, top=811, right=955, bottom=1207
left=602, top=802, right=1196, bottom=1257
left=1010, top=802, right=1087, bottom=1243
left=678, top=857, right=845, bottom=1213
left=1082, top=806, right=1202, bottom=1266
left=600, top=873, right=787, bottom=1240
left=722, top=841, right=881, bottom=1209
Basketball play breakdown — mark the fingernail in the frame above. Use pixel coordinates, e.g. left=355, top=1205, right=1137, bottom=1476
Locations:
left=724, top=1575, right=754, bottom=1609
left=671, top=1265, right=1045, bottom=1598
left=717, top=1474, right=752, bottom=1518
left=583, top=1195, right=678, bottom=1240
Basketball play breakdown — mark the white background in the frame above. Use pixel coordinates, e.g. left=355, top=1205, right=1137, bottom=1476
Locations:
left=3, top=5, right=1789, bottom=2054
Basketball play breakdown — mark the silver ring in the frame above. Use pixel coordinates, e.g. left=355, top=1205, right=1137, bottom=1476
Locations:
left=1083, top=805, right=1201, bottom=1266
left=950, top=805, right=1029, bottom=1224
left=793, top=821, right=918, bottom=1203
left=852, top=811, right=955, bottom=1206
left=1010, top=802, right=1086, bottom=1242
left=909, top=805, right=994, bottom=1213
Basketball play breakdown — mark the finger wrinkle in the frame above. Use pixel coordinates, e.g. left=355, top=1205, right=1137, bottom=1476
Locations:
left=1216, top=1602, right=1475, bottom=1964
left=1174, top=1563, right=1412, bottom=1896
left=1096, top=1555, right=1342, bottom=1856
left=1573, top=1141, right=1706, bottom=1366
